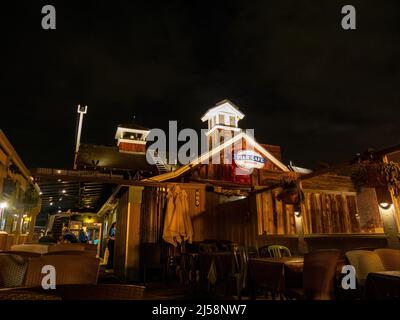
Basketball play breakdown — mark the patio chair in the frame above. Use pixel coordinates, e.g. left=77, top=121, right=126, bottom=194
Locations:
left=258, top=245, right=270, bottom=257
left=23, top=254, right=100, bottom=287
left=357, top=252, right=385, bottom=286
left=345, top=250, right=372, bottom=286
left=267, top=245, right=291, bottom=258
left=0, top=253, right=29, bottom=288
left=199, top=243, right=218, bottom=253
left=374, top=249, right=400, bottom=271
left=231, top=246, right=250, bottom=299
left=287, top=249, right=341, bottom=300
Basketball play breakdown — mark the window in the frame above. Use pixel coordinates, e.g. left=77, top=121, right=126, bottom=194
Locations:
left=230, top=116, right=235, bottom=126
left=219, top=114, right=225, bottom=125
left=302, top=189, right=384, bottom=234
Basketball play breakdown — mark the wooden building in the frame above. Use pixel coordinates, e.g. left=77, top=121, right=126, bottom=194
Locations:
left=93, top=100, right=400, bottom=282
left=32, top=100, right=399, bottom=283
left=0, top=130, right=41, bottom=250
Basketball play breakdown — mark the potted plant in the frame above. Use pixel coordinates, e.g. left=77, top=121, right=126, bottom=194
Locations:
left=351, top=160, right=400, bottom=197
left=378, top=161, right=400, bottom=197
left=277, top=176, right=303, bottom=205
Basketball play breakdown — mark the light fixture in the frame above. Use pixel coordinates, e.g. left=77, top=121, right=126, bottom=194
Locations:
left=0, top=202, right=7, bottom=209
left=23, top=214, right=27, bottom=218
left=379, top=202, right=393, bottom=210
left=62, top=190, right=66, bottom=194
left=50, top=202, right=53, bottom=206
left=294, top=204, right=301, bottom=217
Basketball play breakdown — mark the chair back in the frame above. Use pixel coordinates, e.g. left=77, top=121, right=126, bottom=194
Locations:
left=258, top=246, right=269, bottom=257
left=303, top=250, right=341, bottom=300
left=357, top=252, right=385, bottom=286
left=233, top=246, right=250, bottom=290
left=267, top=245, right=291, bottom=258
left=345, top=250, right=371, bottom=284
left=23, top=255, right=100, bottom=287
left=246, top=246, right=259, bottom=258
left=10, top=244, right=49, bottom=254
left=3, top=251, right=42, bottom=259
left=199, top=243, right=218, bottom=253
left=374, top=249, right=400, bottom=271
left=47, top=243, right=85, bottom=253
left=0, top=253, right=30, bottom=288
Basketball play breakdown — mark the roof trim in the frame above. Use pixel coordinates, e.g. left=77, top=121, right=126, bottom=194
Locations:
left=201, top=99, right=245, bottom=122
left=144, top=132, right=288, bottom=182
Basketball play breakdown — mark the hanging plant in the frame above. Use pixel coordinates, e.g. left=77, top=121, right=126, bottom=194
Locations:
left=378, top=161, right=400, bottom=197
left=351, top=160, right=400, bottom=197
left=277, top=176, right=303, bottom=205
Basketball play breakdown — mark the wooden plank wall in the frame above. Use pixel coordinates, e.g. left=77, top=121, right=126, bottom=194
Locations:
left=302, top=191, right=360, bottom=234
left=196, top=193, right=259, bottom=246
left=302, top=174, right=356, bottom=192
left=254, top=191, right=296, bottom=235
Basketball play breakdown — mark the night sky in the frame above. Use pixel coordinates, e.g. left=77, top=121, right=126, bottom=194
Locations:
left=1, top=0, right=399, bottom=169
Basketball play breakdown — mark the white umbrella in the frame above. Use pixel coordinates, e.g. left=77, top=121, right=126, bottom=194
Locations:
left=163, top=185, right=194, bottom=247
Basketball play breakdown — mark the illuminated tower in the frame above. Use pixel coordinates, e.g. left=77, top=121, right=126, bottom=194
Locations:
left=201, top=99, right=245, bottom=151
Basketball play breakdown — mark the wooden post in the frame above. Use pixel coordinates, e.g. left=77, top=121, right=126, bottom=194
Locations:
left=125, top=186, right=144, bottom=281
left=297, top=182, right=307, bottom=254
left=381, top=156, right=400, bottom=249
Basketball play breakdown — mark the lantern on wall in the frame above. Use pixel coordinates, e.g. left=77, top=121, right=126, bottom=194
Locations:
left=375, top=186, right=393, bottom=210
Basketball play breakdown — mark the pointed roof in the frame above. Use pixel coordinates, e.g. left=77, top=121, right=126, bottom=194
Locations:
left=201, top=99, right=245, bottom=122
left=117, top=123, right=149, bottom=131
left=144, top=132, right=288, bottom=182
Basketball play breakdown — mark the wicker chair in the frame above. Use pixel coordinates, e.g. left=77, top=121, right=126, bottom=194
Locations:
left=0, top=253, right=29, bottom=288
left=374, top=249, right=400, bottom=271
left=23, top=255, right=100, bottom=287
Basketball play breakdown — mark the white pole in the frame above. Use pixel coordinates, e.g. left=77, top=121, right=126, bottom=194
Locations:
left=74, top=105, right=87, bottom=169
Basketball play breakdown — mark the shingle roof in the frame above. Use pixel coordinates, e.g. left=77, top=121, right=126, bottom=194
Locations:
left=76, top=143, right=156, bottom=172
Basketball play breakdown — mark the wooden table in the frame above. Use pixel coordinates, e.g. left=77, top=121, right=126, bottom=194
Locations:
left=365, top=271, right=400, bottom=300
left=249, top=257, right=304, bottom=297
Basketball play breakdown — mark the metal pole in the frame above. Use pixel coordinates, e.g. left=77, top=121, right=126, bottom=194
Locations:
left=73, top=105, right=87, bottom=170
